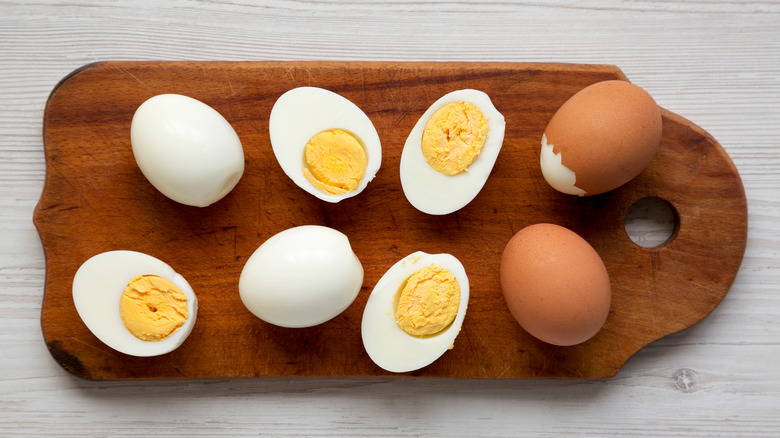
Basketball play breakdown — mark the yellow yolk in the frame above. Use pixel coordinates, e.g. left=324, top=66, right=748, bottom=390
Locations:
left=395, top=265, right=460, bottom=337
left=303, top=129, right=367, bottom=195
left=421, top=101, right=488, bottom=176
left=120, top=275, right=188, bottom=341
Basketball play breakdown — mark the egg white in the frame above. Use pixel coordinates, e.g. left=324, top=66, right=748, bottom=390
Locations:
left=72, top=250, right=198, bottom=357
left=131, top=94, right=245, bottom=207
left=539, top=134, right=586, bottom=196
left=361, top=251, right=470, bottom=373
left=400, top=89, right=506, bottom=215
left=268, top=87, right=382, bottom=203
left=238, top=225, right=364, bottom=328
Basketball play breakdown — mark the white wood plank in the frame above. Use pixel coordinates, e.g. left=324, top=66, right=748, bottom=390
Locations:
left=1, top=0, right=779, bottom=436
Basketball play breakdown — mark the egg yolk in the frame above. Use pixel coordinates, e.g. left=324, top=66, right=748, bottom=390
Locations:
left=120, top=275, right=188, bottom=342
left=303, top=129, right=367, bottom=195
left=395, top=265, right=460, bottom=337
left=421, top=101, right=488, bottom=176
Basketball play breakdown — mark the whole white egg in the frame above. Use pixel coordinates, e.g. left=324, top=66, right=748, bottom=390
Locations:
left=238, top=225, right=364, bottom=328
left=361, top=251, right=470, bottom=373
left=400, top=89, right=505, bottom=215
left=131, top=94, right=245, bottom=207
left=268, top=87, right=381, bottom=203
left=72, top=250, right=198, bottom=357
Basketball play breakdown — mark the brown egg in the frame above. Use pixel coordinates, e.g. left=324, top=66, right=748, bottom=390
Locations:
left=540, top=80, right=662, bottom=196
left=500, top=223, right=611, bottom=346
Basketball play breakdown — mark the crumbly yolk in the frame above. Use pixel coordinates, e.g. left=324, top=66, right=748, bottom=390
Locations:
left=395, top=265, right=460, bottom=337
left=421, top=101, right=488, bottom=176
left=120, top=275, right=188, bottom=342
left=303, top=129, right=367, bottom=195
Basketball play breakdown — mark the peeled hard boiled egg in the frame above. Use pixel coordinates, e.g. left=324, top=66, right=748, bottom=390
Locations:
left=239, top=225, right=364, bottom=328
left=540, top=80, right=662, bottom=196
left=269, top=87, right=381, bottom=202
left=361, top=251, right=469, bottom=373
left=400, top=89, right=505, bottom=215
left=131, top=94, right=245, bottom=207
left=72, top=250, right=198, bottom=357
left=500, top=223, right=611, bottom=346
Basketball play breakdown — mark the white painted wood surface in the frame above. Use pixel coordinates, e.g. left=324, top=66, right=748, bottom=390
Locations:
left=2, top=0, right=779, bottom=436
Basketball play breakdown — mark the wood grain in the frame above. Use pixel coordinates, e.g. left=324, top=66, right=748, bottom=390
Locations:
left=34, top=61, right=746, bottom=379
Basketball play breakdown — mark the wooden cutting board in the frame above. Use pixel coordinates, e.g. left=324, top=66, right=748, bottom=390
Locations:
left=34, top=61, right=747, bottom=379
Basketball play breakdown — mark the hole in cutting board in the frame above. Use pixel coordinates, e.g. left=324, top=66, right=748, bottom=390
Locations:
left=624, top=197, right=679, bottom=248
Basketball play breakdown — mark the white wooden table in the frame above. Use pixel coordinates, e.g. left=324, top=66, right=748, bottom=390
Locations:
left=2, top=1, right=778, bottom=436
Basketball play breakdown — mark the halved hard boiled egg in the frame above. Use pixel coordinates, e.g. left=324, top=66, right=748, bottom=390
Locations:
left=361, top=251, right=469, bottom=373
left=269, top=87, right=382, bottom=203
left=400, top=89, right=505, bottom=215
left=72, top=250, right=198, bottom=357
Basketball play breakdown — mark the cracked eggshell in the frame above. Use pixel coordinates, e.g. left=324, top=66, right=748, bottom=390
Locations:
left=541, top=80, right=662, bottom=196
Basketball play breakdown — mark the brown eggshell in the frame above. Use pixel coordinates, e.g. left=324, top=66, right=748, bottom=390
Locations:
left=500, top=223, right=611, bottom=346
left=544, top=80, right=662, bottom=196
